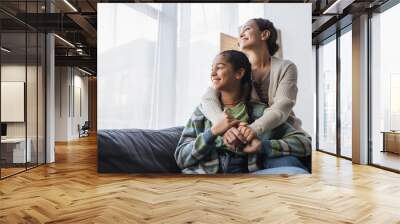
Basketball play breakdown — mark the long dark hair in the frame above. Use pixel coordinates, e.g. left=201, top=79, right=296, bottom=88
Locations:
left=218, top=50, right=253, bottom=119
left=252, top=18, right=279, bottom=56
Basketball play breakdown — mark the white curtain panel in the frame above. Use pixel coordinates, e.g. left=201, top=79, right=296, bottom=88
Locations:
left=98, top=3, right=160, bottom=129
left=98, top=3, right=264, bottom=129
left=98, top=3, right=312, bottom=132
left=175, top=4, right=265, bottom=127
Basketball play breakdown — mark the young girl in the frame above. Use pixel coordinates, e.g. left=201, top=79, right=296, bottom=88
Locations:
left=174, top=50, right=311, bottom=174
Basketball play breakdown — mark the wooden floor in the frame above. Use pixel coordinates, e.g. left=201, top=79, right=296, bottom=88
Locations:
left=1, top=135, right=400, bottom=223
left=1, top=163, right=45, bottom=178
left=1, top=167, right=26, bottom=178
left=372, top=150, right=400, bottom=171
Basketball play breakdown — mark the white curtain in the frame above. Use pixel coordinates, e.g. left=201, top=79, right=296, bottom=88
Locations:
left=98, top=3, right=160, bottom=129
left=98, top=3, right=265, bottom=130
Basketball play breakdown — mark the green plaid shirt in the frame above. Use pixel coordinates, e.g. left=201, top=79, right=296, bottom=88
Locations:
left=175, top=102, right=311, bottom=174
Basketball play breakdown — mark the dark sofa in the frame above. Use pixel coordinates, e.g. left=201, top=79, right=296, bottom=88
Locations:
left=98, top=127, right=183, bottom=173
left=97, top=127, right=311, bottom=173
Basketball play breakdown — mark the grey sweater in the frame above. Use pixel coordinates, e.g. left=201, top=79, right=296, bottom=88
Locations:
left=200, top=56, right=303, bottom=136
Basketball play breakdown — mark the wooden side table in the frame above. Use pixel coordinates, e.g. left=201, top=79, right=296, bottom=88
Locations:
left=381, top=131, right=400, bottom=154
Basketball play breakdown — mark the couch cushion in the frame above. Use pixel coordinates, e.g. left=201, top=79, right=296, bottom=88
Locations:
left=98, top=127, right=184, bottom=173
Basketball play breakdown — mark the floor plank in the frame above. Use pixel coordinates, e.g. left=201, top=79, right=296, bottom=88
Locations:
left=372, top=151, right=400, bottom=171
left=1, top=135, right=400, bottom=223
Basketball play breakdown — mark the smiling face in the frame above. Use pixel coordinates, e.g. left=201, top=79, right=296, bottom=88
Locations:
left=210, top=54, right=242, bottom=91
left=238, top=19, right=267, bottom=50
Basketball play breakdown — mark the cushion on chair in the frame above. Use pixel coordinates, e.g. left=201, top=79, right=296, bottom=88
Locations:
left=97, top=127, right=184, bottom=173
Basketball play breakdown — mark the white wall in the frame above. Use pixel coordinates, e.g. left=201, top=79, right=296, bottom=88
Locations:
left=1, top=66, right=26, bottom=134
left=55, top=67, right=69, bottom=141
left=55, top=67, right=89, bottom=141
left=312, top=45, right=317, bottom=150
left=1, top=63, right=46, bottom=163
left=73, top=73, right=89, bottom=137
left=264, top=3, right=314, bottom=147
left=1, top=65, right=39, bottom=138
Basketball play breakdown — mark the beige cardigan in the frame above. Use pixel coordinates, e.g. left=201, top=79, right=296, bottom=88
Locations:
left=200, top=56, right=303, bottom=135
